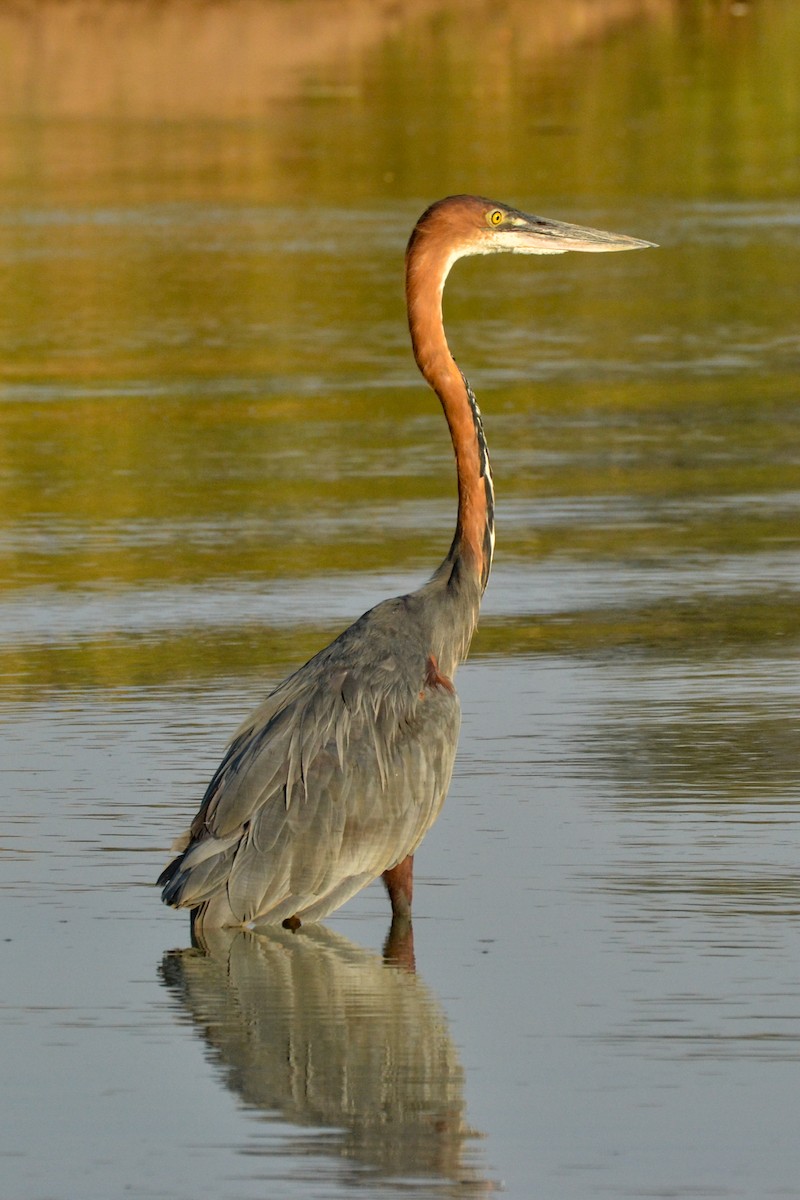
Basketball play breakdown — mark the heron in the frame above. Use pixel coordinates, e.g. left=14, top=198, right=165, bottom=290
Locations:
left=159, top=195, right=653, bottom=933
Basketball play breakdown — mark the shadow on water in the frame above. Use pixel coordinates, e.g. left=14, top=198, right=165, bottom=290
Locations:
left=159, top=922, right=496, bottom=1195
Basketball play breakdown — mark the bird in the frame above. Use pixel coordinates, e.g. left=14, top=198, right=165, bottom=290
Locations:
left=158, top=195, right=654, bottom=934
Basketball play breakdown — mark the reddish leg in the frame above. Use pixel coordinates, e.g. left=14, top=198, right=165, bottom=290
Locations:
left=382, top=854, right=414, bottom=918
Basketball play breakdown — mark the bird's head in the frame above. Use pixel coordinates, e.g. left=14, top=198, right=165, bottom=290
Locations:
left=407, top=194, right=656, bottom=265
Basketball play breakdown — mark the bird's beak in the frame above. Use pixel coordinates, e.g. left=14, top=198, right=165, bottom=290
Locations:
left=498, top=212, right=656, bottom=255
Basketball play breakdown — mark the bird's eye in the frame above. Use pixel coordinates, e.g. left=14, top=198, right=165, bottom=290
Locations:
left=487, top=209, right=504, bottom=226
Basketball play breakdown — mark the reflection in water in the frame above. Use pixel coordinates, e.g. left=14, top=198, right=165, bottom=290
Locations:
left=159, top=923, right=493, bottom=1194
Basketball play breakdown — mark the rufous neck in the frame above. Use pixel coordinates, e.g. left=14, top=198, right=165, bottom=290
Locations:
left=405, top=237, right=494, bottom=591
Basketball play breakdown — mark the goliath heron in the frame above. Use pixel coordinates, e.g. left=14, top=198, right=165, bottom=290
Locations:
left=159, top=195, right=653, bottom=932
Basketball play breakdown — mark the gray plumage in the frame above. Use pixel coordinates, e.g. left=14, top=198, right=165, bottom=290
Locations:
left=159, top=559, right=477, bottom=928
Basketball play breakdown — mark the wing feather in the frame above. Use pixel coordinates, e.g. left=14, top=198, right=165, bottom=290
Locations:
left=159, top=595, right=462, bottom=924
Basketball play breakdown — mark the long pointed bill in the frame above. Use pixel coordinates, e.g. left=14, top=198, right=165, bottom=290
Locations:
left=495, top=212, right=656, bottom=255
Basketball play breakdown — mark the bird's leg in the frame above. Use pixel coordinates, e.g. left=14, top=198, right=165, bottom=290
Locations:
left=382, top=854, right=414, bottom=918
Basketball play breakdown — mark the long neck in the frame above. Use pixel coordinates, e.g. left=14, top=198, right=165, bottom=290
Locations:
left=405, top=237, right=495, bottom=594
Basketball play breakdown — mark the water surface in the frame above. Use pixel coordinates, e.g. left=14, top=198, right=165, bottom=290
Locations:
left=1, top=3, right=800, bottom=1198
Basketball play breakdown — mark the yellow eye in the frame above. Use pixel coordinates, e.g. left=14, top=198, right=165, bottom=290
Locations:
left=487, top=209, right=504, bottom=226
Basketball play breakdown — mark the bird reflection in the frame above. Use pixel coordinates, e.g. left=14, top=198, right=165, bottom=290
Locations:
left=159, top=922, right=494, bottom=1193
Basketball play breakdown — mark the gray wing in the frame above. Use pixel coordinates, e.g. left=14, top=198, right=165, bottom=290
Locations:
left=159, top=595, right=461, bottom=925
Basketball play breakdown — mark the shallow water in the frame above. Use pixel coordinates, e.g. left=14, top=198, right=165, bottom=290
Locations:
left=2, top=3, right=800, bottom=1198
